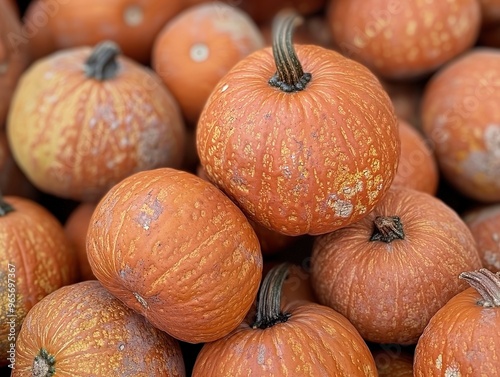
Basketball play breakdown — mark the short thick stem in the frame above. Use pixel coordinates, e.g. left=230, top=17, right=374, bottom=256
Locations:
left=33, top=349, right=56, bottom=377
left=370, top=216, right=405, bottom=243
left=459, top=268, right=500, bottom=308
left=84, top=40, right=121, bottom=81
left=0, top=193, right=14, bottom=216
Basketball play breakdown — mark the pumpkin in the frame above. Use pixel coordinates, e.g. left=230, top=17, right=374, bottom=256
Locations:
left=152, top=2, right=265, bottom=126
left=192, top=263, right=377, bottom=376
left=12, top=280, right=186, bottom=376
left=196, top=9, right=400, bottom=236
left=372, top=346, right=414, bottom=377
left=381, top=79, right=425, bottom=130
left=0, top=0, right=29, bottom=126
left=421, top=47, right=500, bottom=202
left=310, top=185, right=482, bottom=345
left=0, top=195, right=78, bottom=367
left=463, top=203, right=500, bottom=272
left=414, top=268, right=500, bottom=376
left=238, top=0, right=327, bottom=24
left=86, top=167, right=263, bottom=343
left=7, top=40, right=186, bottom=202
left=391, top=119, right=439, bottom=195
left=327, top=0, right=482, bottom=80
left=23, top=0, right=184, bottom=63
left=64, top=202, right=97, bottom=281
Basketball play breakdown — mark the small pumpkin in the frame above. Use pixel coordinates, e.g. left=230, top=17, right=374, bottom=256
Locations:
left=152, top=2, right=265, bottom=126
left=421, top=47, right=500, bottom=202
left=196, top=9, right=400, bottom=236
left=0, top=195, right=78, bottom=366
left=328, top=0, right=482, bottom=80
left=86, top=167, right=263, bottom=343
left=192, top=263, right=377, bottom=376
left=414, top=268, right=500, bottom=376
left=7, top=40, right=186, bottom=202
left=310, top=185, right=482, bottom=345
left=12, top=280, right=186, bottom=376
left=372, top=346, right=414, bottom=377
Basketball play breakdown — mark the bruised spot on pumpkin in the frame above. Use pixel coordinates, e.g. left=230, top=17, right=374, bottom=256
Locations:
left=435, top=354, right=442, bottom=370
left=124, top=4, right=144, bottom=26
left=190, top=43, right=210, bottom=62
left=136, top=197, right=163, bottom=230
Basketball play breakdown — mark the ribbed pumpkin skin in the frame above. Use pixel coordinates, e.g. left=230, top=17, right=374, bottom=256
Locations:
left=86, top=168, right=263, bottom=343
left=7, top=46, right=186, bottom=202
left=192, top=302, right=377, bottom=376
left=311, top=186, right=482, bottom=345
left=0, top=196, right=78, bottom=366
left=414, top=287, right=500, bottom=376
left=197, top=45, right=399, bottom=236
left=12, top=280, right=186, bottom=376
left=421, top=48, right=500, bottom=202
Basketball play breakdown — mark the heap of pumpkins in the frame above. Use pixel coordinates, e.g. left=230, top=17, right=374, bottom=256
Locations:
left=1, top=0, right=500, bottom=375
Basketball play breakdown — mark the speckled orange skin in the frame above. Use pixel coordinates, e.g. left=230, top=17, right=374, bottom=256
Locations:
left=328, top=0, right=481, bottom=80
left=152, top=2, right=264, bottom=126
left=12, top=280, right=186, bottom=376
left=197, top=45, right=400, bottom=236
left=192, top=300, right=377, bottom=377
left=7, top=46, right=186, bottom=202
left=311, top=186, right=482, bottom=345
left=86, top=168, right=263, bottom=343
left=414, top=286, right=500, bottom=376
left=0, top=196, right=78, bottom=366
left=463, top=203, right=500, bottom=272
left=421, top=48, right=500, bottom=202
left=391, top=119, right=439, bottom=195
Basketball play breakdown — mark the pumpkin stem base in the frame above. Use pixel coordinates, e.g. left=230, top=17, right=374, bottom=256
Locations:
left=269, top=72, right=312, bottom=93
left=459, top=268, right=500, bottom=307
left=33, top=348, right=56, bottom=377
left=370, top=216, right=405, bottom=243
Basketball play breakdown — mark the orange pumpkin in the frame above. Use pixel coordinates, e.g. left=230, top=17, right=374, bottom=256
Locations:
left=414, top=268, right=500, bottom=376
left=421, top=47, right=500, bottom=202
left=152, top=2, right=265, bottom=126
left=12, top=280, right=186, bottom=376
left=311, top=185, right=482, bottom=344
left=192, top=263, right=377, bottom=376
left=238, top=0, right=327, bottom=24
left=196, top=9, right=400, bottom=236
left=7, top=41, right=186, bottom=202
left=328, top=0, right=482, bottom=80
left=23, top=0, right=184, bottom=63
left=86, top=168, right=263, bottom=343
left=372, top=346, right=414, bottom=377
left=0, top=195, right=78, bottom=366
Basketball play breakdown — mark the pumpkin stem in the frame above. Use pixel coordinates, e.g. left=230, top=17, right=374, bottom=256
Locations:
left=370, top=216, right=405, bottom=243
left=459, top=268, right=500, bottom=308
left=268, top=9, right=311, bottom=93
left=84, top=40, right=121, bottom=81
left=0, top=193, right=14, bottom=216
left=252, top=262, right=292, bottom=329
left=32, top=348, right=56, bottom=377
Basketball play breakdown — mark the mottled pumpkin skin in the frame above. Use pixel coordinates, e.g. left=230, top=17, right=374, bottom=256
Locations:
left=192, top=301, right=377, bottom=376
left=7, top=46, right=186, bottom=202
left=13, top=280, right=186, bottom=376
left=152, top=2, right=264, bottom=126
left=328, top=0, right=481, bottom=80
left=86, top=168, right=263, bottom=343
left=414, top=287, right=500, bottom=377
left=311, top=186, right=482, bottom=345
left=0, top=196, right=78, bottom=366
left=197, top=45, right=400, bottom=236
left=421, top=48, right=500, bottom=202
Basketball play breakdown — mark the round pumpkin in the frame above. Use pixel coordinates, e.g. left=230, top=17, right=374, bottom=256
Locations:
left=421, top=47, right=500, bottom=202
left=327, top=0, right=482, bottom=80
left=310, top=185, right=482, bottom=345
left=414, top=268, right=500, bottom=376
left=86, top=167, right=263, bottom=343
left=152, top=1, right=265, bottom=126
left=7, top=41, right=186, bottom=202
left=196, top=9, right=400, bottom=236
left=23, top=0, right=184, bottom=63
left=372, top=346, right=413, bottom=377
left=192, top=263, right=377, bottom=376
left=0, top=195, right=78, bottom=366
left=12, top=280, right=186, bottom=376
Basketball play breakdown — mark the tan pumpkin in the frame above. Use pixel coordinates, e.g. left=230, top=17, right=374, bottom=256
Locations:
left=152, top=2, right=265, bottom=126
left=196, top=9, right=400, bottom=236
left=23, top=0, right=184, bottom=63
left=0, top=195, right=78, bottom=367
left=86, top=168, right=263, bottom=343
left=328, top=0, right=482, bottom=80
left=311, top=185, right=482, bottom=345
left=12, top=280, right=186, bottom=376
left=7, top=41, right=186, bottom=202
